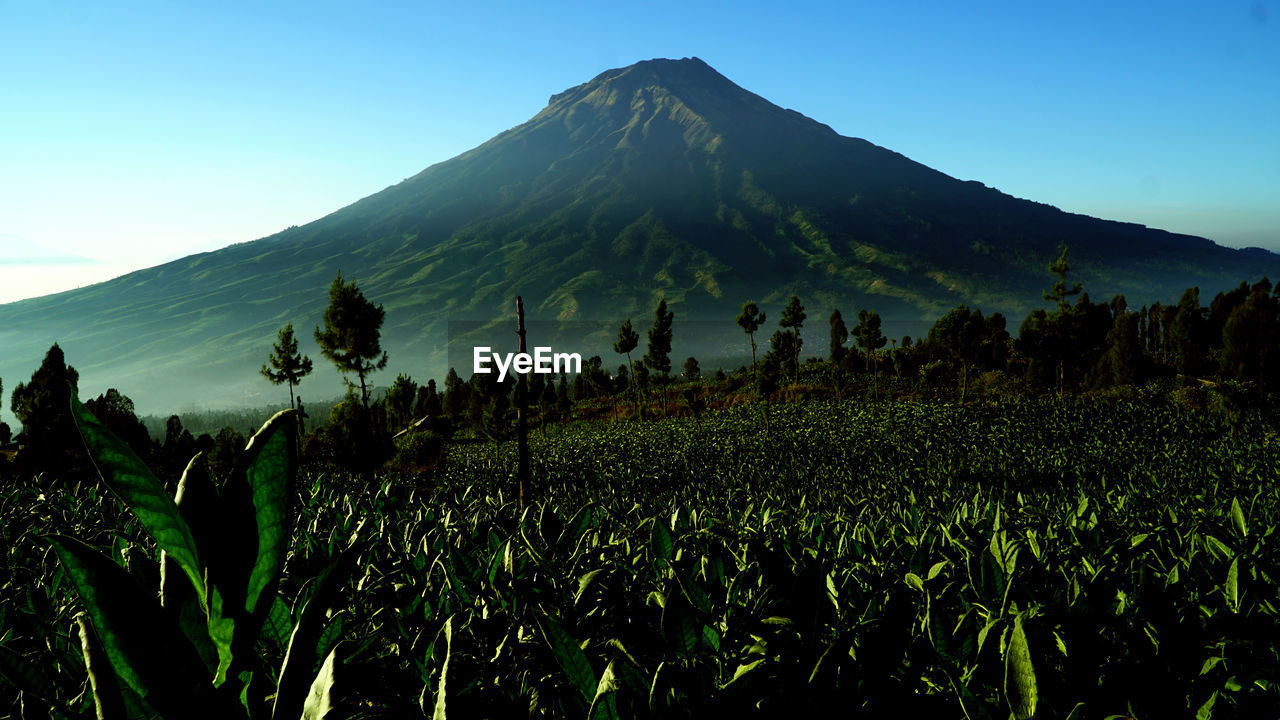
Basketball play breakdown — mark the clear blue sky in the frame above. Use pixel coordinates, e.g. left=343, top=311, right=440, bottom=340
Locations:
left=2, top=1, right=1277, bottom=302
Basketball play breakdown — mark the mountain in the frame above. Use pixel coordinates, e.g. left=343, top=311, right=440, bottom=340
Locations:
left=1, top=57, right=1275, bottom=415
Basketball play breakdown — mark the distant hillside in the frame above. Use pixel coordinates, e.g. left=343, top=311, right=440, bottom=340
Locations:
left=1, top=56, right=1275, bottom=415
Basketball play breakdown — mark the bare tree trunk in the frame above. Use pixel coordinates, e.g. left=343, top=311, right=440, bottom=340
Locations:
left=515, top=296, right=529, bottom=513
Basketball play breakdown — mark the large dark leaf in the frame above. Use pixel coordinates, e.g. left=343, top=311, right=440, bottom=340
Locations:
left=77, top=614, right=127, bottom=720
left=272, top=544, right=360, bottom=720
left=161, top=454, right=220, bottom=674
left=49, top=535, right=225, bottom=719
left=72, top=394, right=205, bottom=608
left=208, top=410, right=297, bottom=685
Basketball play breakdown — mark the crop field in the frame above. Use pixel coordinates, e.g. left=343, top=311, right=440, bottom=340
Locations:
left=3, top=397, right=1279, bottom=718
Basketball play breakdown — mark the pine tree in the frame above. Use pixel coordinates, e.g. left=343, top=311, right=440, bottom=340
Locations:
left=644, top=299, right=675, bottom=415
left=779, top=295, right=806, bottom=380
left=556, top=374, right=571, bottom=421
left=1043, top=245, right=1082, bottom=310
left=1104, top=311, right=1142, bottom=386
left=644, top=299, right=674, bottom=378
left=1169, top=287, right=1206, bottom=376
left=829, top=309, right=848, bottom=364
left=853, top=309, right=887, bottom=398
left=313, top=271, right=388, bottom=407
left=683, top=356, right=701, bottom=382
left=10, top=343, right=80, bottom=472
left=736, top=301, right=767, bottom=376
left=929, top=306, right=983, bottom=403
left=385, top=373, right=418, bottom=432
left=260, top=323, right=313, bottom=410
left=614, top=318, right=640, bottom=417
left=443, top=368, right=467, bottom=426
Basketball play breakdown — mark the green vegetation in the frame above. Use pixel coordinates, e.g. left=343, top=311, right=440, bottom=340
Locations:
left=260, top=323, right=313, bottom=410
left=5, top=238, right=1280, bottom=717
left=314, top=271, right=389, bottom=409
left=3, top=394, right=1278, bottom=717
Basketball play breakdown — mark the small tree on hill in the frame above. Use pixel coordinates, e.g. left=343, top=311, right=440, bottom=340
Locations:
left=644, top=299, right=675, bottom=415
left=314, top=271, right=388, bottom=408
left=1044, top=246, right=1082, bottom=310
left=737, top=301, right=767, bottom=376
left=614, top=318, right=640, bottom=417
left=779, top=295, right=806, bottom=380
left=1103, top=310, right=1143, bottom=386
left=829, top=309, right=848, bottom=365
left=84, top=388, right=153, bottom=461
left=385, top=373, right=418, bottom=433
left=1169, top=287, right=1207, bottom=376
left=683, top=356, right=701, bottom=382
left=929, top=306, right=985, bottom=403
left=443, top=368, right=467, bottom=427
left=260, top=323, right=313, bottom=410
left=644, top=299, right=674, bottom=379
left=853, top=309, right=887, bottom=398
left=11, top=343, right=80, bottom=472
left=757, top=352, right=781, bottom=432
left=556, top=374, right=571, bottom=421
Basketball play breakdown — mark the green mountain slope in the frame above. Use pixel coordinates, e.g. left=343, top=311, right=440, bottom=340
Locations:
left=1, top=57, right=1275, bottom=414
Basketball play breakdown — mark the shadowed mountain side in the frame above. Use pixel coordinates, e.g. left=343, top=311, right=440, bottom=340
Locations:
left=1, top=56, right=1275, bottom=415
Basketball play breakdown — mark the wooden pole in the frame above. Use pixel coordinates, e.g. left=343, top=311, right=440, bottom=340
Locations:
left=515, top=296, right=529, bottom=511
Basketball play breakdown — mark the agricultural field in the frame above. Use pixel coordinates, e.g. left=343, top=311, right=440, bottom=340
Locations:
left=3, top=396, right=1279, bottom=718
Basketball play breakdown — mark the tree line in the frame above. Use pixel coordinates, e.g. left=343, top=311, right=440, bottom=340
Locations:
left=4, top=247, right=1278, bottom=478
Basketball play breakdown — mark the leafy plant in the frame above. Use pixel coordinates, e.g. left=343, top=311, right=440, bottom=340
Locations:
left=42, top=396, right=359, bottom=719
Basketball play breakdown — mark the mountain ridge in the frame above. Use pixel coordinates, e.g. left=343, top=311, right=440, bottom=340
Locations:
left=0, top=57, right=1273, bottom=416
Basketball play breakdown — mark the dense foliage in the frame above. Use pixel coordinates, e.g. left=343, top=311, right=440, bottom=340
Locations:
left=3, top=396, right=1278, bottom=718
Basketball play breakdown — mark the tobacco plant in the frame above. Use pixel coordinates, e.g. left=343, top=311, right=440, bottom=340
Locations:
left=43, top=396, right=358, bottom=719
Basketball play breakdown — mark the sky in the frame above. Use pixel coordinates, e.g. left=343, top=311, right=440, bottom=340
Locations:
left=1, top=1, right=1277, bottom=304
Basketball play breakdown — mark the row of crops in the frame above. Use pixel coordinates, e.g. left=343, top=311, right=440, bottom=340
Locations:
left=3, top=397, right=1279, bottom=718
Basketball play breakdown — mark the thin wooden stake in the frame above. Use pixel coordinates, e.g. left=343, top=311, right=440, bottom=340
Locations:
left=515, top=296, right=530, bottom=511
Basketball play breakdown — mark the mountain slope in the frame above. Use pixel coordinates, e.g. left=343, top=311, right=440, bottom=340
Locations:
left=1, top=57, right=1274, bottom=414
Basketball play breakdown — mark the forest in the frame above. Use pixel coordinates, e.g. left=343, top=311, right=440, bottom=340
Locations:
left=1, top=248, right=1279, bottom=719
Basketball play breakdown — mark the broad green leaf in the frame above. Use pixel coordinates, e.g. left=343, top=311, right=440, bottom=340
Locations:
left=72, top=395, right=205, bottom=607
left=1229, top=498, right=1247, bottom=539
left=587, top=660, right=621, bottom=720
left=904, top=572, right=924, bottom=592
left=675, top=571, right=711, bottom=615
left=162, top=455, right=219, bottom=674
left=77, top=615, right=127, bottom=720
left=1196, top=690, right=1218, bottom=720
left=301, top=643, right=341, bottom=720
left=576, top=569, right=606, bottom=604
left=661, top=590, right=700, bottom=658
left=49, top=536, right=222, bottom=719
left=273, top=544, right=360, bottom=720
left=651, top=520, right=674, bottom=566
left=432, top=618, right=453, bottom=720
left=700, top=624, right=721, bottom=652
left=720, top=659, right=764, bottom=689
left=235, top=410, right=297, bottom=617
left=1204, top=535, right=1233, bottom=560
left=539, top=614, right=596, bottom=704
left=1225, top=558, right=1239, bottom=613
left=265, top=596, right=294, bottom=656
left=1004, top=615, right=1037, bottom=720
